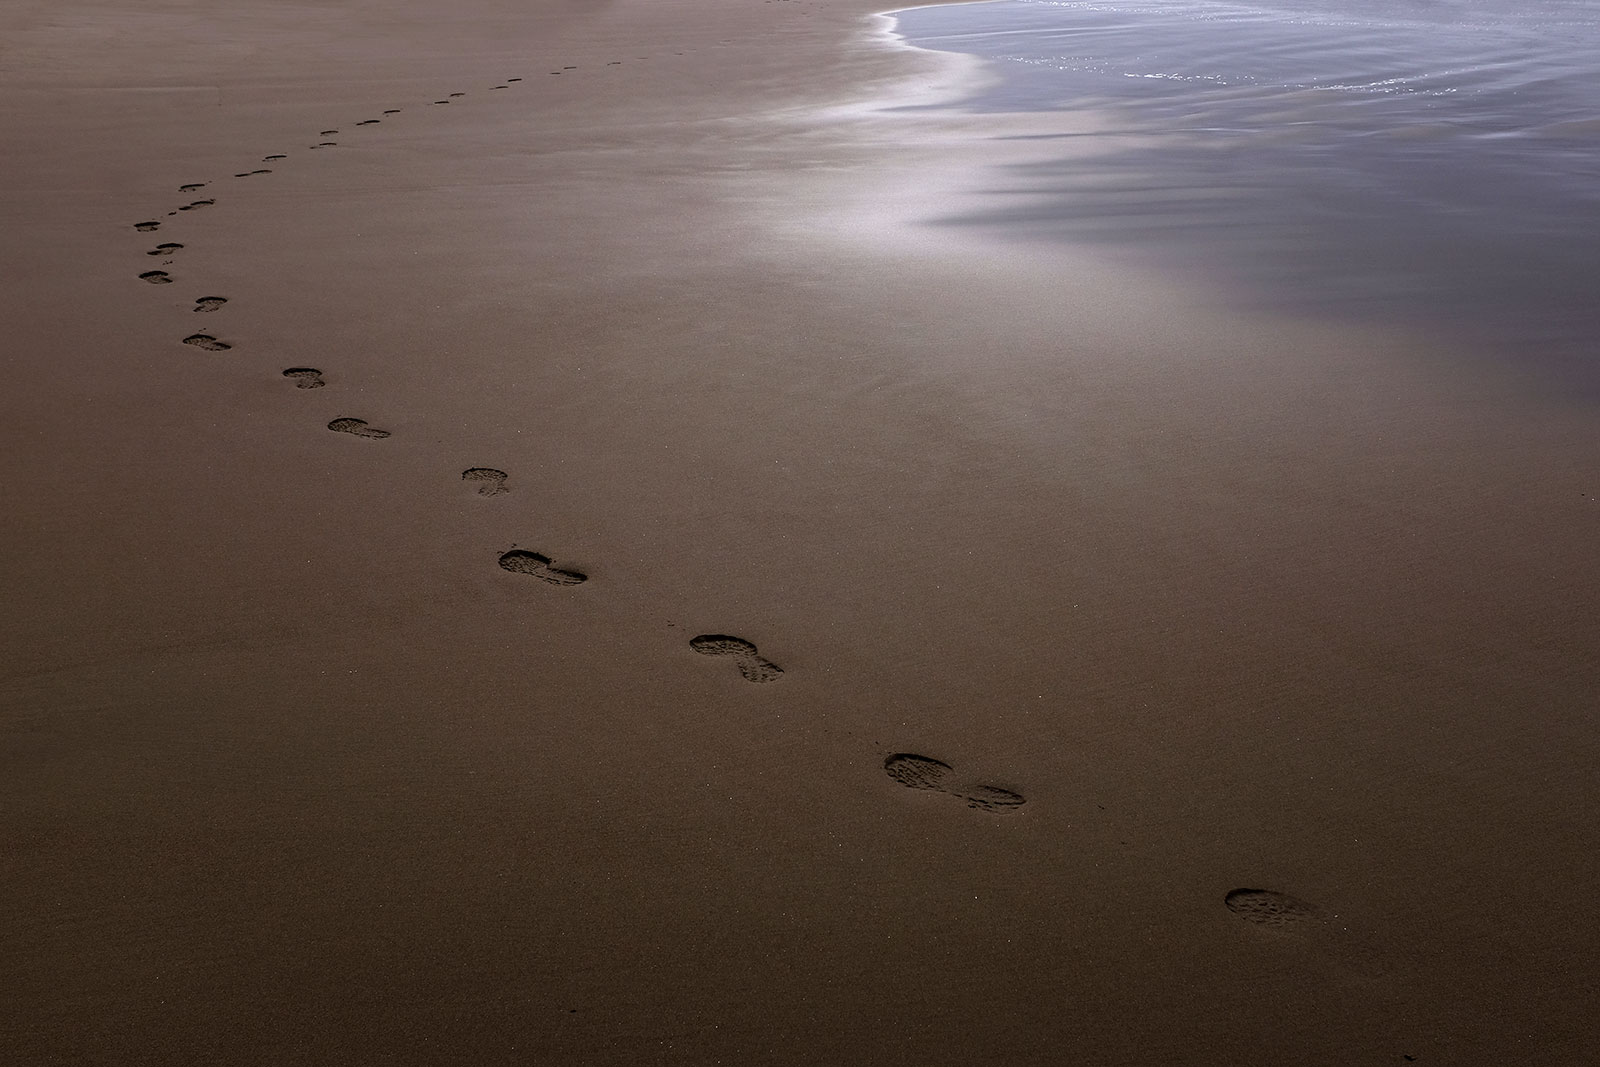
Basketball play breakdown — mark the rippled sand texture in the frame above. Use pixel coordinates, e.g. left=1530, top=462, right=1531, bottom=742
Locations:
left=3, top=1, right=1598, bottom=1065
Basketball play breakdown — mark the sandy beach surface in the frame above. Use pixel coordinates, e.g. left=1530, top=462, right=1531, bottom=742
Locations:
left=4, top=1, right=1598, bottom=1064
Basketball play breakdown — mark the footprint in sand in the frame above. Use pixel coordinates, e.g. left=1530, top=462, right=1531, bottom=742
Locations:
left=432, top=100, right=450, bottom=105
left=264, top=154, right=287, bottom=161
left=182, top=334, right=231, bottom=351
left=689, top=634, right=784, bottom=684
left=179, top=183, right=207, bottom=192
left=507, top=77, right=523, bottom=82
left=449, top=92, right=465, bottom=97
left=383, top=109, right=401, bottom=115
left=282, top=368, right=325, bottom=389
left=134, top=220, right=160, bottom=232
left=1224, top=889, right=1321, bottom=929
left=192, top=296, right=227, bottom=313
left=356, top=119, right=380, bottom=125
left=234, top=169, right=271, bottom=177
left=147, top=243, right=183, bottom=256
left=311, top=142, right=337, bottom=149
left=883, top=753, right=1026, bottom=813
left=139, top=270, right=172, bottom=284
left=328, top=417, right=390, bottom=438
left=462, top=468, right=509, bottom=496
left=491, top=85, right=508, bottom=90
left=178, top=199, right=215, bottom=211
left=321, top=130, right=338, bottom=136
left=498, top=549, right=587, bottom=585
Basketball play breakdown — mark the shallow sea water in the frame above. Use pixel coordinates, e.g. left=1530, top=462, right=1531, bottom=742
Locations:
left=894, top=0, right=1600, bottom=389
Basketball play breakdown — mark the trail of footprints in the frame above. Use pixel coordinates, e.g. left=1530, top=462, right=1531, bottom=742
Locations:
left=122, top=58, right=1338, bottom=943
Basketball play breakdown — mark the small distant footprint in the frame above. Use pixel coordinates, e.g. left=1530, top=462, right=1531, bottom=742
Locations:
left=432, top=100, right=450, bottom=105
left=462, top=468, right=509, bottom=495
left=328, top=417, right=390, bottom=438
left=320, top=130, right=338, bottom=136
left=283, top=368, right=325, bottom=389
left=883, top=753, right=1026, bottom=813
left=449, top=92, right=465, bottom=97
left=263, top=154, right=287, bottom=161
left=193, top=296, right=227, bottom=313
left=179, top=183, right=206, bottom=192
left=498, top=549, right=587, bottom=585
left=178, top=199, right=215, bottom=211
left=1224, top=889, right=1321, bottom=929
left=383, top=109, right=401, bottom=114
left=182, top=334, right=231, bottom=351
left=689, top=634, right=783, bottom=683
left=139, top=270, right=171, bottom=284
left=491, top=85, right=508, bottom=90
left=147, top=243, right=183, bottom=256
left=134, top=220, right=160, bottom=232
left=507, top=77, right=523, bottom=82
left=356, top=119, right=380, bottom=125
left=311, top=142, right=337, bottom=149
left=233, top=169, right=271, bottom=177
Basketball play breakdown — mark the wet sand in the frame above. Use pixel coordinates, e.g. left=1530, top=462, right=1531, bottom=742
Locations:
left=3, top=1, right=1598, bottom=1064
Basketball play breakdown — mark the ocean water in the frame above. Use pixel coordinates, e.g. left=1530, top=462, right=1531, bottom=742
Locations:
left=893, top=0, right=1600, bottom=388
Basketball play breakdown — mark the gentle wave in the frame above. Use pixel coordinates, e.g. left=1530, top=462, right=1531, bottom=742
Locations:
left=895, top=0, right=1600, bottom=387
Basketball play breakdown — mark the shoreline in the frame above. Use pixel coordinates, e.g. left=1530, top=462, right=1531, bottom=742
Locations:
left=4, top=2, right=1598, bottom=1064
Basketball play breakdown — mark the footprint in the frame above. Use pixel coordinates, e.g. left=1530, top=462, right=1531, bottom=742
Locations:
left=182, top=334, right=231, bottom=351
left=883, top=753, right=1026, bottom=813
left=462, top=468, right=509, bottom=495
left=383, top=109, right=401, bottom=114
left=507, top=77, right=523, bottom=82
left=147, top=243, right=183, bottom=256
left=263, top=154, right=287, bottom=161
left=134, top=220, right=160, bottom=232
left=178, top=199, right=215, bottom=211
left=282, top=368, right=325, bottom=389
left=139, top=270, right=172, bottom=284
left=179, top=183, right=206, bottom=192
left=689, top=634, right=783, bottom=683
left=311, top=142, right=337, bottom=148
left=328, top=417, right=390, bottom=438
left=1224, top=889, right=1321, bottom=929
left=234, top=169, right=271, bottom=176
left=356, top=119, right=380, bottom=125
left=320, top=130, right=338, bottom=136
left=432, top=100, right=450, bottom=105
left=491, top=85, right=507, bottom=90
left=883, top=753, right=953, bottom=791
left=498, top=549, right=587, bottom=585
left=449, top=92, right=465, bottom=97
left=962, top=784, right=1028, bottom=813
left=193, top=296, right=227, bottom=313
